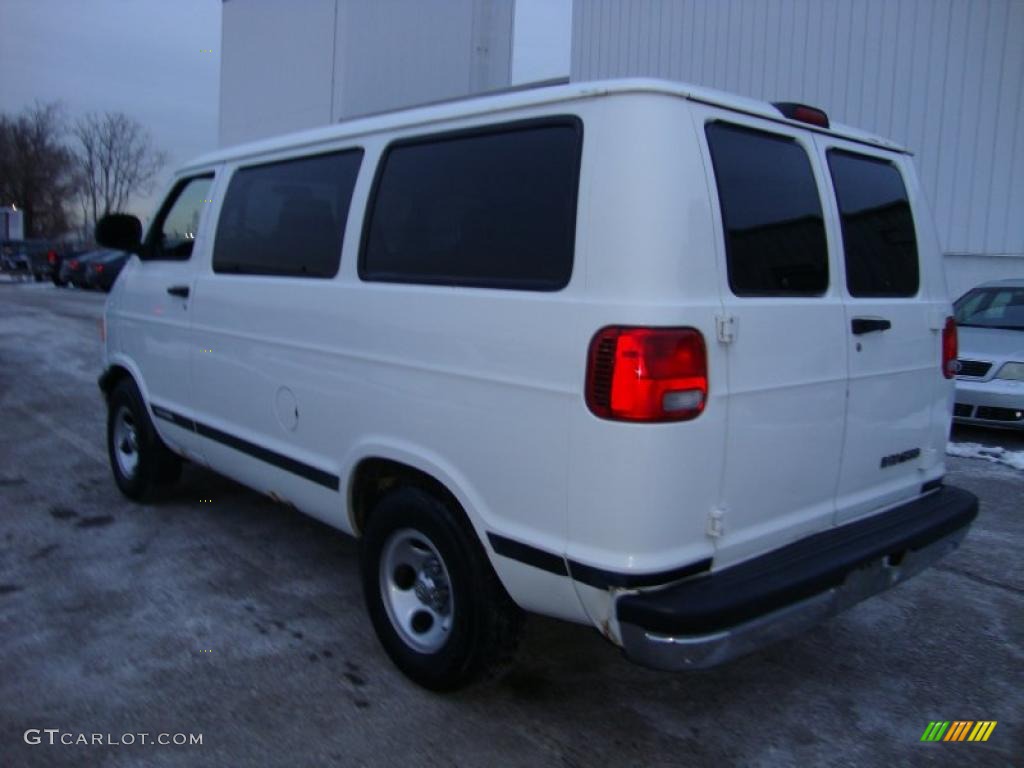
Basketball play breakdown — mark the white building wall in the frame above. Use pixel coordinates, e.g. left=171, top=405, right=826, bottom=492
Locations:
left=220, top=0, right=513, bottom=147
left=219, top=0, right=338, bottom=146
left=571, top=0, right=1024, bottom=296
left=333, top=0, right=513, bottom=118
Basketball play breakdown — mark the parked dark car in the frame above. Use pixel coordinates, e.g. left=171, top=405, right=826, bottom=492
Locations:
left=33, top=248, right=58, bottom=282
left=43, top=247, right=78, bottom=285
left=85, top=250, right=130, bottom=292
left=31, top=246, right=64, bottom=283
left=60, top=250, right=105, bottom=288
left=25, top=244, right=88, bottom=286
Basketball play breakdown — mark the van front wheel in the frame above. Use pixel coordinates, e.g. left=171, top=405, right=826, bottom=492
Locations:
left=106, top=379, right=182, bottom=500
left=360, top=487, right=521, bottom=691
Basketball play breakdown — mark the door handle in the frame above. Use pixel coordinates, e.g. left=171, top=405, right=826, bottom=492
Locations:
left=851, top=317, right=891, bottom=335
left=166, top=285, right=190, bottom=298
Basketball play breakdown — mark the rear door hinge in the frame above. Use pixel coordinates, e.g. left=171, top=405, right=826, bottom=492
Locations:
left=716, top=314, right=736, bottom=344
left=706, top=508, right=726, bottom=539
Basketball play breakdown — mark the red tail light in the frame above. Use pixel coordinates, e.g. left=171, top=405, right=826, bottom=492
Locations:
left=95, top=263, right=104, bottom=273
left=586, top=327, right=707, bottom=422
left=942, top=316, right=958, bottom=379
left=47, top=250, right=57, bottom=264
left=69, top=259, right=78, bottom=268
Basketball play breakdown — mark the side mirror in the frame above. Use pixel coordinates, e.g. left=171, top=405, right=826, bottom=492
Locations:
left=95, top=214, right=143, bottom=254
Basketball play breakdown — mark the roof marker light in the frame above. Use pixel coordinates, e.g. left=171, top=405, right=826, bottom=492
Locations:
left=773, top=102, right=830, bottom=128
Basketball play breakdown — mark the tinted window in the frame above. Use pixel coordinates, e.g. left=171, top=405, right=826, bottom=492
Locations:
left=214, top=150, right=362, bottom=277
left=827, top=150, right=919, bottom=297
left=148, top=176, right=213, bottom=261
left=706, top=122, right=828, bottom=296
left=361, top=120, right=582, bottom=290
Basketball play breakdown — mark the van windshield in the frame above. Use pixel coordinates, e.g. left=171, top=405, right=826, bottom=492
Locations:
left=954, top=287, right=1024, bottom=330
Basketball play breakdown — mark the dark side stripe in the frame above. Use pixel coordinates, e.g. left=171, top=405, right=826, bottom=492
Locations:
left=151, top=405, right=339, bottom=491
left=488, top=533, right=569, bottom=576
left=487, top=532, right=711, bottom=589
left=151, top=404, right=195, bottom=431
left=151, top=404, right=707, bottom=587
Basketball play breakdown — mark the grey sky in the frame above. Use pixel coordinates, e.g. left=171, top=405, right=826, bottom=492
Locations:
left=1, top=0, right=220, bottom=219
left=1, top=0, right=570, bottom=221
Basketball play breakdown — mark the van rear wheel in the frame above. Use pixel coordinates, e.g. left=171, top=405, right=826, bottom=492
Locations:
left=106, top=378, right=182, bottom=500
left=360, top=487, right=521, bottom=691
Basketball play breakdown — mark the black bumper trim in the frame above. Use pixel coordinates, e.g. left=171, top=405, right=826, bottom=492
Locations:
left=618, top=485, right=979, bottom=636
left=568, top=556, right=712, bottom=589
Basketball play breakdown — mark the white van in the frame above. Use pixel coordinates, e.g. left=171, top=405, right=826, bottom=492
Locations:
left=96, top=79, right=978, bottom=690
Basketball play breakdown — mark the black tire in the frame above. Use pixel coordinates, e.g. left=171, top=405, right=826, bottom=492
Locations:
left=52, top=277, right=66, bottom=287
left=106, top=378, right=182, bottom=501
left=360, top=486, right=522, bottom=691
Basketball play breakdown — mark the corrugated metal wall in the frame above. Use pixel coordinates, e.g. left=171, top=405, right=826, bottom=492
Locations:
left=572, top=0, right=1024, bottom=273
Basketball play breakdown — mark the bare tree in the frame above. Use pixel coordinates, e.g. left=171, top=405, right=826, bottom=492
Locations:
left=74, top=112, right=167, bottom=230
left=0, top=102, right=77, bottom=238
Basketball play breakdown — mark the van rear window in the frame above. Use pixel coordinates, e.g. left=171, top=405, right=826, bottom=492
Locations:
left=705, top=122, right=828, bottom=297
left=360, top=119, right=582, bottom=290
left=213, top=149, right=362, bottom=278
left=826, top=150, right=919, bottom=297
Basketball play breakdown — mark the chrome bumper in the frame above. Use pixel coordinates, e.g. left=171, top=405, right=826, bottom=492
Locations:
left=620, top=525, right=969, bottom=671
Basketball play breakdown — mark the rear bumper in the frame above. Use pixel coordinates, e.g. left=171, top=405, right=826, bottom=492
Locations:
left=617, top=485, right=978, bottom=670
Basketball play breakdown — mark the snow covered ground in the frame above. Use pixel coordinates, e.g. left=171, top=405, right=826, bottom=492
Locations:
left=948, top=441, right=1024, bottom=471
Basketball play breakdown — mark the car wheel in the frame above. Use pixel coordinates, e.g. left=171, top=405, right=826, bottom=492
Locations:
left=107, top=378, right=182, bottom=500
left=360, top=486, right=522, bottom=691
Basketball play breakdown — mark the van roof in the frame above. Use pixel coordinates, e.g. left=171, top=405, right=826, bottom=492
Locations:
left=183, top=78, right=908, bottom=172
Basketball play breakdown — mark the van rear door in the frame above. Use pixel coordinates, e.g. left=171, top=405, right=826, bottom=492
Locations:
left=694, top=107, right=848, bottom=569
left=814, top=137, right=945, bottom=525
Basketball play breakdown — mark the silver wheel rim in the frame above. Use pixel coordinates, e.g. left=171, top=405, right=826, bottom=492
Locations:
left=379, top=528, right=454, bottom=654
left=113, top=405, right=140, bottom=478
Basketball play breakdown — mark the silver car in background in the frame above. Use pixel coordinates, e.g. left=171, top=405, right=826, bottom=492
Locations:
left=953, top=279, right=1024, bottom=429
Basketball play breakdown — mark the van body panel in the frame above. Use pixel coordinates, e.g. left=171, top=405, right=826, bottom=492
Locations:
left=110, top=170, right=220, bottom=462
left=690, top=105, right=849, bottom=570
left=114, top=256, right=200, bottom=455
left=564, top=95, right=723, bottom=579
left=811, top=136, right=950, bottom=525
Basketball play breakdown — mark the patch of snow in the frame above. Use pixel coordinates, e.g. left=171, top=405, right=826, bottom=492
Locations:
left=947, top=442, right=1024, bottom=471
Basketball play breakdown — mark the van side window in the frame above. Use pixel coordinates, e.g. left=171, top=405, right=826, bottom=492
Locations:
left=826, top=150, right=919, bottom=297
left=147, top=175, right=213, bottom=261
left=361, top=119, right=582, bottom=291
left=213, top=149, right=363, bottom=278
left=705, top=122, right=828, bottom=296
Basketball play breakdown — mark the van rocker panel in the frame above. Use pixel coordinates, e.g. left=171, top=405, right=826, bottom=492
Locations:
left=617, top=485, right=977, bottom=669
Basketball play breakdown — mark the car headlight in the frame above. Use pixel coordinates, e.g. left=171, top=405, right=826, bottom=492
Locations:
left=996, top=362, right=1024, bottom=381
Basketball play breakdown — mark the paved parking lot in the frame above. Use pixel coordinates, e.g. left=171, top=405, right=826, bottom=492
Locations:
left=1, top=281, right=1021, bottom=767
